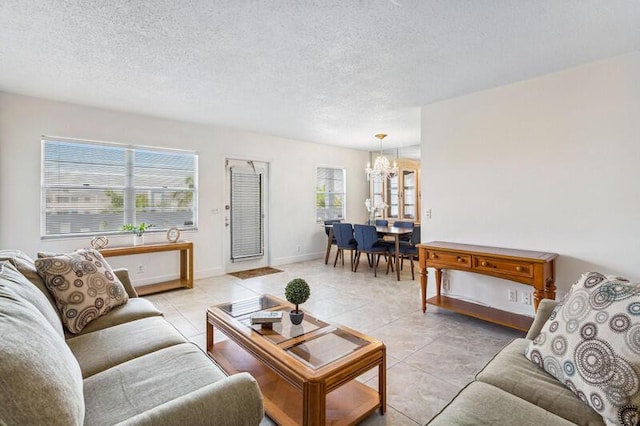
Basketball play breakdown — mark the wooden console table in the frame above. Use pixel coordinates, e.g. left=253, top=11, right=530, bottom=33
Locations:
left=418, top=241, right=558, bottom=331
left=100, top=241, right=194, bottom=296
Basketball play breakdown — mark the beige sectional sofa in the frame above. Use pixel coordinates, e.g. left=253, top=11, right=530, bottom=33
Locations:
left=0, top=250, right=264, bottom=426
left=428, top=299, right=605, bottom=425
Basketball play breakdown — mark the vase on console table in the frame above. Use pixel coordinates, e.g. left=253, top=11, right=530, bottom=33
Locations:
left=133, top=235, right=144, bottom=246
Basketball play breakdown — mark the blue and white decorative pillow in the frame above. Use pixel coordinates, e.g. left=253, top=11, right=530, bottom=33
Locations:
left=525, top=272, right=640, bottom=425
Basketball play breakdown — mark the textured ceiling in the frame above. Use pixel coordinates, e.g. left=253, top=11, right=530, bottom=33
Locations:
left=1, top=1, right=639, bottom=151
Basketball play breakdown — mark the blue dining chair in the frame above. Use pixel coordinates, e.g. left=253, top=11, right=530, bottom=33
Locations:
left=375, top=219, right=388, bottom=227
left=353, top=224, right=391, bottom=277
left=393, top=220, right=414, bottom=241
left=390, top=225, right=421, bottom=279
left=323, top=219, right=342, bottom=264
left=332, top=223, right=358, bottom=271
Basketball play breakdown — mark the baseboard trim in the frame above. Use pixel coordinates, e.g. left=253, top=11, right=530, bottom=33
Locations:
left=272, top=252, right=324, bottom=266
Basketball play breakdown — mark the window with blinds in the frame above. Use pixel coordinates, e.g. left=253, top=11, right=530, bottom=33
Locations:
left=316, top=167, right=345, bottom=223
left=41, top=137, right=198, bottom=238
left=230, top=166, right=264, bottom=260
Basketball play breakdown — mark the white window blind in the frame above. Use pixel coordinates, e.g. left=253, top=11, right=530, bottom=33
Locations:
left=41, top=137, right=198, bottom=238
left=316, top=167, right=345, bottom=222
left=230, top=166, right=264, bottom=260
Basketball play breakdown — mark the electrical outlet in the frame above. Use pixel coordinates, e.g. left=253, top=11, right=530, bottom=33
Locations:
left=425, top=209, right=432, bottom=219
left=522, top=292, right=532, bottom=305
left=443, top=278, right=450, bottom=292
left=137, top=265, right=144, bottom=274
left=297, top=245, right=301, bottom=253
left=508, top=289, right=517, bottom=302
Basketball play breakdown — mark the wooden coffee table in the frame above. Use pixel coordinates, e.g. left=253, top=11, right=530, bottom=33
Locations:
left=206, top=295, right=386, bottom=425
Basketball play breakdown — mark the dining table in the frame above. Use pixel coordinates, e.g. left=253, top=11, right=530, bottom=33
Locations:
left=323, top=223, right=412, bottom=281
left=375, top=225, right=413, bottom=281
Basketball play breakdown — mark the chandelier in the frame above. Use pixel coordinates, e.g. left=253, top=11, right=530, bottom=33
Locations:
left=365, top=133, right=398, bottom=181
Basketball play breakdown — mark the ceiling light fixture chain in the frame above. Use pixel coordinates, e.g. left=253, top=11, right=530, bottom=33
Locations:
left=365, top=133, right=398, bottom=181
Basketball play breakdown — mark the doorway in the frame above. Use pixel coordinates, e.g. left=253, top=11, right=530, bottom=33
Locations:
left=224, top=159, right=269, bottom=273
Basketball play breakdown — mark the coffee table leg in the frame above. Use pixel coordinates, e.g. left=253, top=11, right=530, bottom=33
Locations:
left=303, top=381, right=325, bottom=426
left=206, top=319, right=214, bottom=352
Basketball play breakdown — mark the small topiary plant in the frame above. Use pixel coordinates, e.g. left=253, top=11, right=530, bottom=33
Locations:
left=285, top=278, right=310, bottom=314
left=122, top=223, right=154, bottom=237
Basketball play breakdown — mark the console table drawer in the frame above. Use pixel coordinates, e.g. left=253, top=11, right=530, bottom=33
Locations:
left=427, top=251, right=471, bottom=269
left=473, top=256, right=533, bottom=278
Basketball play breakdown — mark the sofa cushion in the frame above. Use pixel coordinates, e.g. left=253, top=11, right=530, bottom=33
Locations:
left=35, top=249, right=129, bottom=333
left=0, top=249, right=62, bottom=321
left=67, top=316, right=187, bottom=378
left=427, top=381, right=576, bottom=426
left=525, top=272, right=640, bottom=425
left=0, top=261, right=64, bottom=337
left=0, top=269, right=85, bottom=426
left=83, top=343, right=228, bottom=426
left=477, top=338, right=604, bottom=425
left=67, top=297, right=162, bottom=337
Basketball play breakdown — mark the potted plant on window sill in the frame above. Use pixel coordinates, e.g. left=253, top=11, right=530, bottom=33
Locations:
left=285, top=278, right=311, bottom=325
left=122, top=223, right=154, bottom=246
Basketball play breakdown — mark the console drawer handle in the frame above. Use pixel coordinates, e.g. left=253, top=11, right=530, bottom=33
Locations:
left=457, top=257, right=464, bottom=263
left=516, top=266, right=523, bottom=272
left=481, top=261, right=488, bottom=267
left=431, top=254, right=437, bottom=259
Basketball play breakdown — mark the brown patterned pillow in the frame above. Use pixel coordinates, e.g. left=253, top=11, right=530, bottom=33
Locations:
left=34, top=249, right=128, bottom=334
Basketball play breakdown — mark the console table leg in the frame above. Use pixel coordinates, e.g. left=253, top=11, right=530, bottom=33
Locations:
left=420, top=267, right=428, bottom=313
left=379, top=348, right=387, bottom=414
left=435, top=268, right=443, bottom=297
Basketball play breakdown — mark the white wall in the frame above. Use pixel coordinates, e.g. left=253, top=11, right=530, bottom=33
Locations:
left=420, top=52, right=640, bottom=316
left=0, top=93, right=370, bottom=283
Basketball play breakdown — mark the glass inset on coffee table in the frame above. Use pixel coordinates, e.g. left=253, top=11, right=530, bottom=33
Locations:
left=207, top=294, right=386, bottom=425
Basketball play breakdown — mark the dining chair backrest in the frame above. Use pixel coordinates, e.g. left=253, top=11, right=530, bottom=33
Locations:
left=332, top=223, right=355, bottom=248
left=375, top=219, right=388, bottom=227
left=411, top=225, right=421, bottom=246
left=353, top=224, right=380, bottom=250
left=324, top=219, right=342, bottom=237
left=393, top=221, right=414, bottom=229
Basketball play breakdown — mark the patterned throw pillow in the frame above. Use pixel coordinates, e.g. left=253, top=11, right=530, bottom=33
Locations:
left=525, top=272, right=640, bottom=425
left=34, top=249, right=128, bottom=334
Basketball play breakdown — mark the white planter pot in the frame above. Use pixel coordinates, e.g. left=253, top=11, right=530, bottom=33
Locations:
left=133, top=235, right=144, bottom=246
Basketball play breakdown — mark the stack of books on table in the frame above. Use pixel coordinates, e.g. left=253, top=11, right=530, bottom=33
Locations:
left=250, top=311, right=283, bottom=325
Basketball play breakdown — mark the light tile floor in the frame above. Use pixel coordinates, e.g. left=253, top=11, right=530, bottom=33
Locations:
left=143, top=258, right=524, bottom=425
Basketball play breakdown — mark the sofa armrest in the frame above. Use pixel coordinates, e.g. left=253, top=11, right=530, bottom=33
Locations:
left=525, top=299, right=558, bottom=340
left=116, top=372, right=264, bottom=426
left=113, top=268, right=138, bottom=298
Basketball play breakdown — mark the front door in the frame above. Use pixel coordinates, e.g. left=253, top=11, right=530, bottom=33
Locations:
left=224, top=159, right=269, bottom=273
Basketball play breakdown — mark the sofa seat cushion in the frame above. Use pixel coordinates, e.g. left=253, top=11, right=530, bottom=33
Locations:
left=477, top=338, right=604, bottom=426
left=83, top=343, right=228, bottom=426
left=66, top=297, right=162, bottom=337
left=0, top=272, right=85, bottom=426
left=67, top=316, right=187, bottom=378
left=428, top=381, right=576, bottom=426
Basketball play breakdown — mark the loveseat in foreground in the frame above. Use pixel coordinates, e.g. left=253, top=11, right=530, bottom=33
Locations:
left=0, top=249, right=264, bottom=426
left=429, top=298, right=605, bottom=425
